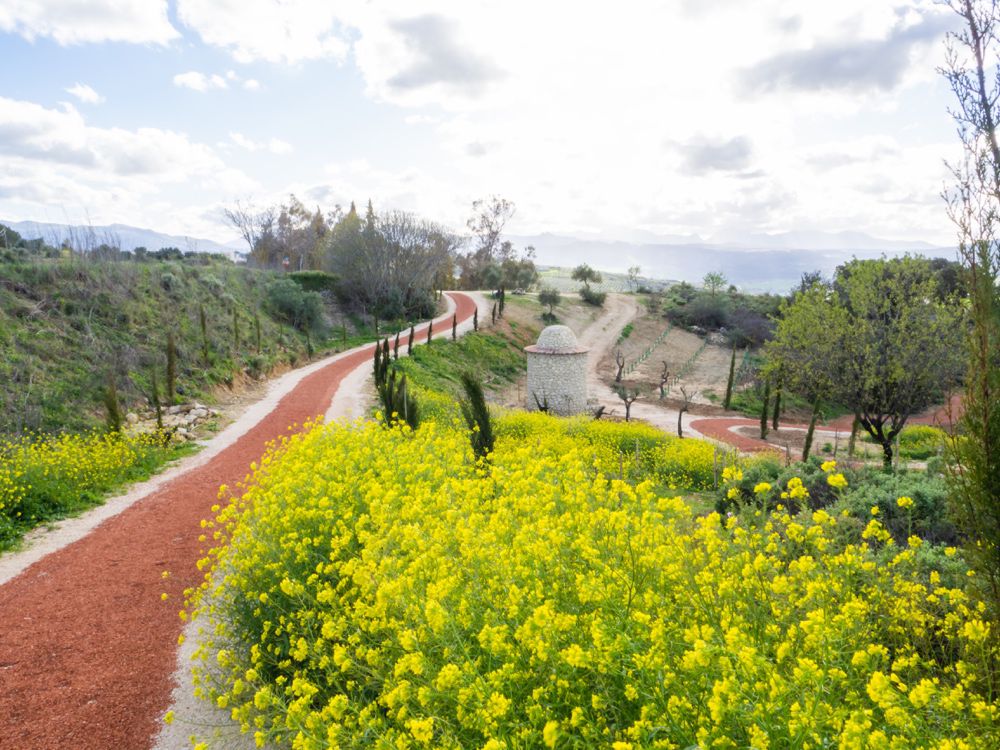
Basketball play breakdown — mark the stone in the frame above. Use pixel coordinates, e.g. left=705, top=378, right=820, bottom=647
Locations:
left=525, top=325, right=589, bottom=416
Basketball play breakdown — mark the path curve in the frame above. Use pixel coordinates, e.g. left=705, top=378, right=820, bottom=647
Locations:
left=0, top=293, right=477, bottom=750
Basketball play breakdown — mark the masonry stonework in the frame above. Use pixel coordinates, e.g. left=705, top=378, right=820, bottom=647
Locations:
left=525, top=325, right=589, bottom=416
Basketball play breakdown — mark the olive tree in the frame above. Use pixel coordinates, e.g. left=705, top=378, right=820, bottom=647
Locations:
left=767, top=258, right=963, bottom=468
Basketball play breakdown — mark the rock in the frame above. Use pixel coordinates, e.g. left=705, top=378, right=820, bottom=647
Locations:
left=189, top=408, right=208, bottom=419
left=125, top=412, right=139, bottom=425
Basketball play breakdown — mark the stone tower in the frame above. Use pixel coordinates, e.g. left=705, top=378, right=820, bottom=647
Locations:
left=525, top=325, right=589, bottom=415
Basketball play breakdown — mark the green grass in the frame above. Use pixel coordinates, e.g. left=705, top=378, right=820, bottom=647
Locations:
left=0, top=431, right=197, bottom=551
left=394, top=323, right=534, bottom=397
left=0, top=257, right=381, bottom=434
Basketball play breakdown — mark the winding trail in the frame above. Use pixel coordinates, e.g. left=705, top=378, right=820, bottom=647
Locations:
left=0, top=293, right=478, bottom=750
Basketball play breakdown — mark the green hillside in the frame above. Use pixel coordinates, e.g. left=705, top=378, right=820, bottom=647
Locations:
left=0, top=258, right=343, bottom=434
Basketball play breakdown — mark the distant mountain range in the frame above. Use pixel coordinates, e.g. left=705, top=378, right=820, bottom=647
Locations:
left=3, top=219, right=954, bottom=293
left=3, top=220, right=245, bottom=258
left=510, top=232, right=954, bottom=293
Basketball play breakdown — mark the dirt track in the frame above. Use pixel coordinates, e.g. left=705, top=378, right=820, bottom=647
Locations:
left=0, top=293, right=477, bottom=750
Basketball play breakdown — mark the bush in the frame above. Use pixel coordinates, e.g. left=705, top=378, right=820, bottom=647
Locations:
left=579, top=286, right=606, bottom=307
left=288, top=270, right=339, bottom=293
left=898, top=425, right=947, bottom=460
left=185, top=420, right=999, bottom=750
left=266, top=278, right=324, bottom=331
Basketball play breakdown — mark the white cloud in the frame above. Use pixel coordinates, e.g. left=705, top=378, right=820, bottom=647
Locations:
left=177, top=0, right=350, bottom=64
left=0, top=96, right=256, bottom=236
left=243, top=79, right=261, bottom=91
left=173, top=71, right=228, bottom=92
left=229, top=132, right=293, bottom=154
left=0, top=0, right=177, bottom=45
left=65, top=83, right=104, bottom=104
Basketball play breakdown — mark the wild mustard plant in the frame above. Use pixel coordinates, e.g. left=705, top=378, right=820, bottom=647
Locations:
left=184, top=420, right=999, bottom=749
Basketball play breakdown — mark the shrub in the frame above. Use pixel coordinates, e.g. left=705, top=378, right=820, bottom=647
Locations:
left=185, top=420, right=1000, bottom=750
left=266, top=278, right=324, bottom=331
left=579, top=286, right=606, bottom=307
left=288, top=270, right=339, bottom=293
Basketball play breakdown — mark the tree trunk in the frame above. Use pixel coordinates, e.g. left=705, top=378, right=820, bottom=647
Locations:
left=802, top=396, right=821, bottom=461
left=847, top=415, right=860, bottom=457
left=771, top=385, right=782, bottom=430
left=677, top=407, right=686, bottom=438
left=881, top=439, right=894, bottom=471
left=759, top=380, right=770, bottom=440
left=723, top=342, right=737, bottom=410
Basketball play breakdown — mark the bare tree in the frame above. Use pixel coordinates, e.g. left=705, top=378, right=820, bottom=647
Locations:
left=627, top=265, right=641, bottom=292
left=658, top=362, right=672, bottom=399
left=467, top=196, right=515, bottom=261
left=613, top=383, right=640, bottom=422
left=677, top=384, right=697, bottom=438
left=224, top=200, right=277, bottom=264
left=614, top=349, right=626, bottom=383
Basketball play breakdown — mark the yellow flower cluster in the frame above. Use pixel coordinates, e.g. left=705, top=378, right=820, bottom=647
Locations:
left=0, top=429, right=169, bottom=547
left=496, top=411, right=722, bottom=490
left=184, top=420, right=999, bottom=749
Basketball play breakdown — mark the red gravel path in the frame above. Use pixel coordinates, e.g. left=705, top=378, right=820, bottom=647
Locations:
left=692, top=394, right=963, bottom=453
left=0, top=293, right=476, bottom=750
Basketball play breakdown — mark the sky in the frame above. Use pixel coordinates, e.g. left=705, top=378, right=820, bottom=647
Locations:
left=0, top=0, right=970, bottom=247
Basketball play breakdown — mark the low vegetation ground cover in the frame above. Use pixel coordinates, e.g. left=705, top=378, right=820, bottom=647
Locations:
left=184, top=419, right=998, bottom=749
left=0, top=429, right=186, bottom=550
left=173, top=327, right=998, bottom=749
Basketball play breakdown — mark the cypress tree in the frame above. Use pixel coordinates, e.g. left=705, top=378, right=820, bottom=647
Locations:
left=150, top=369, right=163, bottom=432
left=723, top=341, right=737, bottom=410
left=233, top=307, right=241, bottom=353
left=408, top=325, right=415, bottom=355
left=166, top=331, right=177, bottom=404
left=452, top=313, right=457, bottom=341
left=374, top=340, right=384, bottom=387
left=473, top=308, right=479, bottom=331
left=199, top=304, right=209, bottom=366
left=426, top=318, right=433, bottom=346
left=460, top=371, right=494, bottom=461
left=771, top=380, right=782, bottom=430
left=103, top=371, right=123, bottom=433
left=254, top=313, right=262, bottom=353
left=759, top=380, right=771, bottom=440
left=491, top=303, right=497, bottom=325
left=393, top=331, right=400, bottom=361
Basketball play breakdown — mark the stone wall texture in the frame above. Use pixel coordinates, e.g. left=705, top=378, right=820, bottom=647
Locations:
left=526, top=351, right=589, bottom=415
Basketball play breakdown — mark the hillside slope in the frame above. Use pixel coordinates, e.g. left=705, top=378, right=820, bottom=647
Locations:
left=0, top=259, right=323, bottom=433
